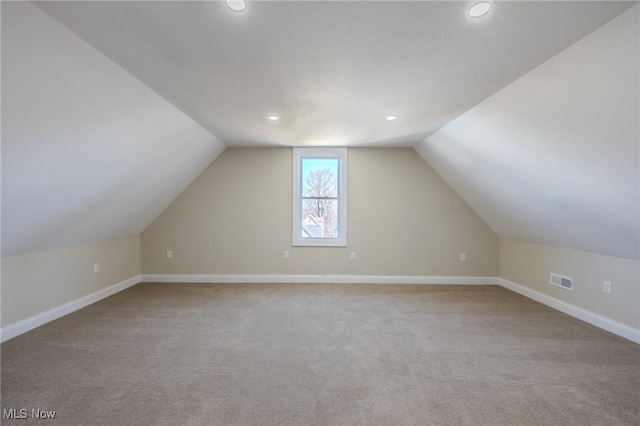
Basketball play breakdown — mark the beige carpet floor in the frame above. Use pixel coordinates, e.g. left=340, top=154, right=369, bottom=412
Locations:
left=1, top=283, right=639, bottom=425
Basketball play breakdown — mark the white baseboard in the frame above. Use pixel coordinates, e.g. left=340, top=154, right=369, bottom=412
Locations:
left=499, top=278, right=640, bottom=344
left=140, top=274, right=499, bottom=285
left=0, top=274, right=142, bottom=343
left=3, top=274, right=637, bottom=345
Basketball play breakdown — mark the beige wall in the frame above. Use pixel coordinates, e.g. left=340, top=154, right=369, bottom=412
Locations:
left=1, top=235, right=141, bottom=326
left=142, top=148, right=499, bottom=276
left=500, top=239, right=640, bottom=328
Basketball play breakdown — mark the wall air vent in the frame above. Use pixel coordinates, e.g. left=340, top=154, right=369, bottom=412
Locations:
left=550, top=273, right=573, bottom=291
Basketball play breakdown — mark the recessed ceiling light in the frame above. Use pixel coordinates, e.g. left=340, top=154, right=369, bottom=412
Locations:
left=268, top=114, right=279, bottom=122
left=468, top=2, right=492, bottom=18
left=226, top=0, right=247, bottom=13
left=386, top=115, right=397, bottom=121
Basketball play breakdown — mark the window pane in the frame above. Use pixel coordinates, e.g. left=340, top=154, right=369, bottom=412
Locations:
left=301, top=158, right=338, bottom=198
left=301, top=198, right=339, bottom=238
left=292, top=147, right=347, bottom=247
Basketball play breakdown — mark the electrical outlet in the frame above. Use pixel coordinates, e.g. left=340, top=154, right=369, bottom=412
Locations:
left=350, top=252, right=356, bottom=261
left=603, top=281, right=612, bottom=294
left=460, top=253, right=467, bottom=262
left=93, top=263, right=100, bottom=273
left=284, top=251, right=290, bottom=260
left=166, top=250, right=173, bottom=259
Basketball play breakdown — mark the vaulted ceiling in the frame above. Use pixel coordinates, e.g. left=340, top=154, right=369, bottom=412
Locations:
left=2, top=1, right=638, bottom=260
left=36, top=1, right=634, bottom=147
left=416, top=5, right=639, bottom=260
left=1, top=2, right=225, bottom=256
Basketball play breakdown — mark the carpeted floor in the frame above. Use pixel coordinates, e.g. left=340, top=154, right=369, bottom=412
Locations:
left=1, top=283, right=639, bottom=425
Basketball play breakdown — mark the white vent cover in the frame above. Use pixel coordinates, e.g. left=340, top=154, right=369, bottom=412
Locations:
left=550, top=273, right=574, bottom=291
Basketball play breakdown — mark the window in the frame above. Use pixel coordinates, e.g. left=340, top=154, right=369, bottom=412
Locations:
left=292, top=147, right=347, bottom=247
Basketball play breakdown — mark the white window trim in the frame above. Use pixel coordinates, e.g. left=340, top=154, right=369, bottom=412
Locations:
left=292, top=147, right=347, bottom=247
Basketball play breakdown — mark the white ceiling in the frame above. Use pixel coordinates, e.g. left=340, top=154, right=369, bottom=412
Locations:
left=1, top=2, right=226, bottom=256
left=36, top=1, right=635, bottom=147
left=416, top=5, right=639, bottom=260
left=3, top=1, right=637, bottom=261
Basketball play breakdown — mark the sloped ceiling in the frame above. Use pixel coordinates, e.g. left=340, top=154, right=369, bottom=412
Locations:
left=1, top=2, right=226, bottom=256
left=36, top=1, right=634, bottom=147
left=415, top=6, right=640, bottom=260
left=2, top=1, right=637, bottom=262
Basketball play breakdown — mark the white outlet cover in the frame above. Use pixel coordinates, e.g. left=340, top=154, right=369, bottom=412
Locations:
left=93, top=263, right=100, bottom=273
left=603, top=281, right=612, bottom=294
left=350, top=252, right=356, bottom=261
left=284, top=251, right=290, bottom=259
left=460, top=253, right=467, bottom=262
left=166, top=250, right=173, bottom=259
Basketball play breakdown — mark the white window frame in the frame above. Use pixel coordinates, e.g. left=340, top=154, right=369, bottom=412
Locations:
left=292, top=147, right=347, bottom=247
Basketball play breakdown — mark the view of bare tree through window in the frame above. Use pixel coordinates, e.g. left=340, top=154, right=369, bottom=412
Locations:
left=300, top=158, right=339, bottom=238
